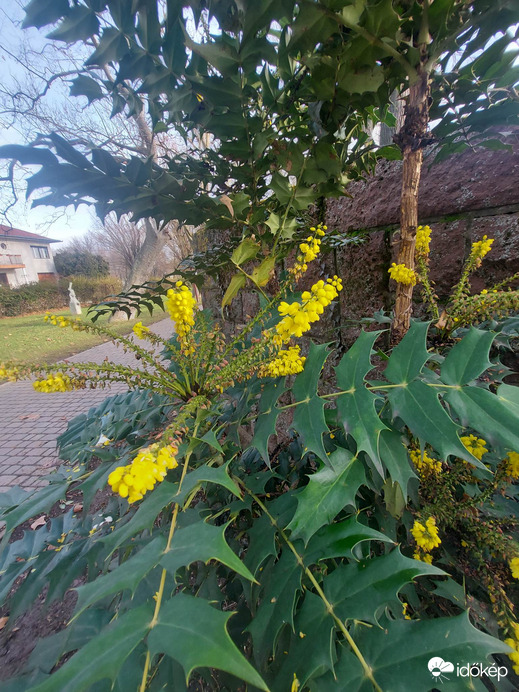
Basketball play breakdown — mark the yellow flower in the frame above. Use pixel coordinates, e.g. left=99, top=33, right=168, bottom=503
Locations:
left=108, top=443, right=179, bottom=503
left=259, top=346, right=306, bottom=378
left=275, top=276, right=342, bottom=343
left=415, top=225, right=432, bottom=257
left=291, top=673, right=300, bottom=692
left=388, top=263, right=417, bottom=286
left=461, top=435, right=487, bottom=461
left=409, top=448, right=442, bottom=477
left=471, top=235, right=494, bottom=261
left=413, top=551, right=433, bottom=564
left=505, top=451, right=519, bottom=479
left=133, top=321, right=150, bottom=339
left=411, top=517, right=441, bottom=552
left=504, top=622, right=519, bottom=674
left=33, top=374, right=75, bottom=393
left=165, top=282, right=197, bottom=350
left=510, top=557, right=519, bottom=579
left=290, top=224, right=327, bottom=279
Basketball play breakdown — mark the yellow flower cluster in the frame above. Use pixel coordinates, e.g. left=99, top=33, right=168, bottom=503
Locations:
left=165, top=281, right=197, bottom=341
left=291, top=225, right=326, bottom=279
left=259, top=346, right=306, bottom=378
left=471, top=235, right=494, bottom=262
left=505, top=451, right=519, bottom=479
left=276, top=277, right=343, bottom=343
left=133, top=321, right=150, bottom=339
left=415, top=225, right=432, bottom=257
left=108, top=443, right=178, bottom=503
left=511, top=557, right=519, bottom=580
left=33, top=374, right=74, bottom=392
left=504, top=621, right=519, bottom=674
left=411, top=516, right=441, bottom=553
left=409, top=448, right=442, bottom=477
left=461, top=435, right=487, bottom=461
left=0, top=365, right=19, bottom=381
left=44, top=313, right=81, bottom=330
left=388, top=263, right=417, bottom=286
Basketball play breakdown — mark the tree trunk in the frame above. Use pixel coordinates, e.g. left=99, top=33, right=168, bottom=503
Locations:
left=390, top=69, right=430, bottom=344
left=108, top=220, right=168, bottom=322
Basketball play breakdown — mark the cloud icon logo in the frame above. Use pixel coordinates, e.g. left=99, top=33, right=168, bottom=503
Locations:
left=428, top=657, right=454, bottom=682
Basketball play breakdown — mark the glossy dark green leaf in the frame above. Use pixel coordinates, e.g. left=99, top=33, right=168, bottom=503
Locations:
left=27, top=605, right=152, bottom=692
left=291, top=343, right=330, bottom=464
left=73, top=536, right=166, bottom=617
left=304, top=516, right=393, bottom=565
left=387, top=381, right=479, bottom=466
left=249, top=380, right=283, bottom=465
left=287, top=448, right=366, bottom=544
left=160, top=520, right=256, bottom=582
left=48, top=7, right=99, bottom=42
left=85, top=28, right=128, bottom=66
left=0, top=483, right=67, bottom=544
left=385, top=321, right=431, bottom=384
left=379, top=430, right=417, bottom=495
left=148, top=593, right=268, bottom=690
left=440, top=328, right=495, bottom=385
left=312, top=613, right=509, bottom=692
left=22, top=0, right=69, bottom=29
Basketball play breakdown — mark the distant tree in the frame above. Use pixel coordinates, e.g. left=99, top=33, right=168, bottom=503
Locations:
left=54, top=247, right=109, bottom=277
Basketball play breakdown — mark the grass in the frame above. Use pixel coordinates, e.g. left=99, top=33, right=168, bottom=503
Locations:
left=0, top=308, right=167, bottom=364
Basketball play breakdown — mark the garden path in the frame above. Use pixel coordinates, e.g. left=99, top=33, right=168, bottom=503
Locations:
left=0, top=319, right=174, bottom=492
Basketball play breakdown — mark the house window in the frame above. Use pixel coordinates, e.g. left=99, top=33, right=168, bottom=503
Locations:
left=31, top=245, right=50, bottom=259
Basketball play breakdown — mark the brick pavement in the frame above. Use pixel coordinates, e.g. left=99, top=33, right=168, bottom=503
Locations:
left=0, top=319, right=175, bottom=491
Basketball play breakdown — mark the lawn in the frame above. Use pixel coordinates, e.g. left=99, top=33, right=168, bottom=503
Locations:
left=0, top=308, right=167, bottom=364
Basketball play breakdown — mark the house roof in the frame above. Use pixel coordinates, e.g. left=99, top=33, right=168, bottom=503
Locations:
left=0, top=224, right=61, bottom=243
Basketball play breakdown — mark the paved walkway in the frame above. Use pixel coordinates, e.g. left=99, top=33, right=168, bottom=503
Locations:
left=0, top=319, right=174, bottom=491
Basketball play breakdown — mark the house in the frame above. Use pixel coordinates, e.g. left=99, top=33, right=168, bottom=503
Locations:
left=0, top=225, right=61, bottom=287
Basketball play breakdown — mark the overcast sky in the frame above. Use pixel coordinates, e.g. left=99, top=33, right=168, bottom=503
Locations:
left=0, top=0, right=95, bottom=246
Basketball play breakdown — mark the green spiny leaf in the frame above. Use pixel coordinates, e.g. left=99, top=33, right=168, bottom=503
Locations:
left=440, top=328, right=495, bottom=385
left=73, top=536, right=166, bottom=618
left=27, top=604, right=152, bottom=692
left=160, top=520, right=256, bottom=582
left=221, top=273, right=246, bottom=308
left=304, top=516, right=393, bottom=565
left=148, top=593, right=268, bottom=691
left=291, top=343, right=331, bottom=463
left=379, top=430, right=417, bottom=496
left=286, top=448, right=366, bottom=544
left=249, top=380, right=283, bottom=465
left=385, top=321, right=431, bottom=384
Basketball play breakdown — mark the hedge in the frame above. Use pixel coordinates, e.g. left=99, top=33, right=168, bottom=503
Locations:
left=0, top=275, right=122, bottom=317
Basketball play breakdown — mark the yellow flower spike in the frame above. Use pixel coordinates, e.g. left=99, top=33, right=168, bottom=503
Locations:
left=411, top=516, right=441, bottom=552
left=461, top=435, right=487, bottom=461
left=388, top=263, right=418, bottom=286
left=415, top=225, right=432, bottom=257
left=510, top=557, right=519, bottom=579
left=471, top=235, right=494, bottom=261
left=259, top=346, right=306, bottom=378
left=409, top=448, right=442, bottom=476
left=505, top=451, right=519, bottom=479
left=133, top=321, right=150, bottom=339
left=108, top=443, right=179, bottom=503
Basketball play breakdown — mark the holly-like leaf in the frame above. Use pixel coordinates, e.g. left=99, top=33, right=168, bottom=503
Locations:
left=0, top=483, right=66, bottom=545
left=70, top=76, right=104, bottom=103
left=160, top=520, right=256, bottom=582
left=291, top=343, right=330, bottom=463
left=246, top=549, right=301, bottom=667
left=440, top=328, right=495, bottom=385
left=387, top=381, right=481, bottom=467
left=85, top=27, right=128, bottom=66
left=148, top=593, right=268, bottom=690
left=22, top=0, right=68, bottom=29
left=27, top=605, right=152, bottom=692
left=304, top=516, right=393, bottom=565
left=47, top=6, right=99, bottom=42
left=231, top=237, right=261, bottom=266
left=445, top=386, right=519, bottom=453
left=379, top=430, right=417, bottom=496
left=244, top=512, right=278, bottom=577
left=73, top=536, right=166, bottom=618
left=221, top=273, right=246, bottom=308
left=287, top=448, right=366, bottom=544
left=271, top=591, right=335, bottom=692
left=249, top=380, right=283, bottom=465
left=324, top=549, right=444, bottom=625
left=335, top=331, right=388, bottom=473
left=312, top=613, right=510, bottom=691
left=384, top=321, right=431, bottom=384
left=251, top=255, right=276, bottom=287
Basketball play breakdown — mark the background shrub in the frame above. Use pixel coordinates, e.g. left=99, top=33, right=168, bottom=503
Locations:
left=0, top=275, right=122, bottom=317
left=54, top=249, right=110, bottom=277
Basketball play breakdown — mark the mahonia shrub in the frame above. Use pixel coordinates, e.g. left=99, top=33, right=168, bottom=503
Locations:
left=0, top=224, right=518, bottom=691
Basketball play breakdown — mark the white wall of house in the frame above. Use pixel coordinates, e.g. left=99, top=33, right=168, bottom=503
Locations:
left=0, top=238, right=59, bottom=287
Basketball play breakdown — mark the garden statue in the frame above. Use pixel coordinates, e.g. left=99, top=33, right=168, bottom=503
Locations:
left=68, top=282, right=81, bottom=315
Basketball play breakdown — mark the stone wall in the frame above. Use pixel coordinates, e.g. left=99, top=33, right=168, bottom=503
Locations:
left=202, top=131, right=519, bottom=347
